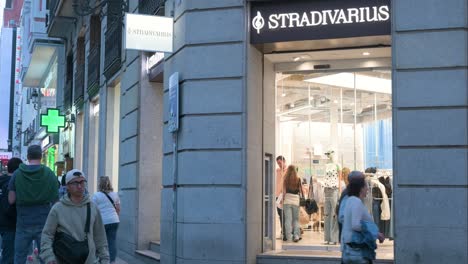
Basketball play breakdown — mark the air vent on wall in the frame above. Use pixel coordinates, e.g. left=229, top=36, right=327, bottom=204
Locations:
left=313, top=64, right=331, bottom=70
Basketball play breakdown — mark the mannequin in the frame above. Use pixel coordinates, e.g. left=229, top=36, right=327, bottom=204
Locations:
left=323, top=151, right=340, bottom=244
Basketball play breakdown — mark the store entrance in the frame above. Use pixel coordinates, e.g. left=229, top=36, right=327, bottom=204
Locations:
left=264, top=47, right=394, bottom=260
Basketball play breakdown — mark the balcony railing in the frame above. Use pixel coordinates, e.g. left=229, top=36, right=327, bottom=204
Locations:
left=74, top=63, right=85, bottom=104
left=87, top=47, right=100, bottom=97
left=139, top=0, right=165, bottom=15
left=103, top=21, right=122, bottom=80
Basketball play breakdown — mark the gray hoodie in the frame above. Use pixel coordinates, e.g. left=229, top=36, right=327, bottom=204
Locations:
left=40, top=194, right=110, bottom=264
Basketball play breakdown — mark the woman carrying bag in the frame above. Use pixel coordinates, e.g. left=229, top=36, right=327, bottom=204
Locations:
left=92, top=176, right=121, bottom=264
left=282, top=165, right=302, bottom=242
left=341, top=172, right=385, bottom=264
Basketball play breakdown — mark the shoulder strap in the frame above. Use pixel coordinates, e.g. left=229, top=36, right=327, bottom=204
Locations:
left=299, top=180, right=305, bottom=198
left=102, top=191, right=116, bottom=209
left=85, top=203, right=91, bottom=234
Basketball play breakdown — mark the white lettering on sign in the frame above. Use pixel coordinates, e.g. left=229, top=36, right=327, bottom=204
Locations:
left=254, top=6, right=390, bottom=34
left=0, top=152, right=12, bottom=160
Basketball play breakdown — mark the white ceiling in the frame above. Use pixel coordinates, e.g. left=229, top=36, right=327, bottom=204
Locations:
left=23, top=45, right=57, bottom=87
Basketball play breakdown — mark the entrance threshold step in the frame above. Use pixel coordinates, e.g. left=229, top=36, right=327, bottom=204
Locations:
left=136, top=250, right=161, bottom=261
left=149, top=241, right=161, bottom=253
left=257, top=250, right=393, bottom=264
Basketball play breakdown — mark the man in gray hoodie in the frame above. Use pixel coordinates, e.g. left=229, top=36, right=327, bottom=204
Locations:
left=40, top=169, right=109, bottom=264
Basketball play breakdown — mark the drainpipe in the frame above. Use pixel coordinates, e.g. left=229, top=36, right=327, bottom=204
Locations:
left=171, top=132, right=178, bottom=264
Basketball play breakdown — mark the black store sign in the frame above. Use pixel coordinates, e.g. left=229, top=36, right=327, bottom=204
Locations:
left=250, top=0, right=391, bottom=44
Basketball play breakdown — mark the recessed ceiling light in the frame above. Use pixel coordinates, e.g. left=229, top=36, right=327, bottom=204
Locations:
left=281, top=93, right=286, bottom=97
left=293, top=57, right=301, bottom=62
left=333, top=100, right=339, bottom=104
left=290, top=103, right=295, bottom=108
left=362, top=52, right=371, bottom=56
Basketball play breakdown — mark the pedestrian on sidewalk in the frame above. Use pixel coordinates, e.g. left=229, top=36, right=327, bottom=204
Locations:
left=92, top=176, right=121, bottom=264
left=41, top=169, right=109, bottom=264
left=8, top=145, right=59, bottom=264
left=0, top=157, right=22, bottom=264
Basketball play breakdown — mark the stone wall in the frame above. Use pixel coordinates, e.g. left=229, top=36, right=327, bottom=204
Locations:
left=392, top=0, right=468, bottom=263
left=161, top=0, right=250, bottom=263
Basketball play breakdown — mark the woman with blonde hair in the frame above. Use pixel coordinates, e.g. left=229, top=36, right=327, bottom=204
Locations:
left=92, top=176, right=121, bottom=264
left=282, top=165, right=303, bottom=242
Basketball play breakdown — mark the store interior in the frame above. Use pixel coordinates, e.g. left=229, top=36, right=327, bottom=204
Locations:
left=267, top=47, right=394, bottom=259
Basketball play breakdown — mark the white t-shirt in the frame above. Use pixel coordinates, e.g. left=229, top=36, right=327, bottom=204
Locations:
left=92, top=191, right=120, bottom=225
left=324, top=163, right=340, bottom=188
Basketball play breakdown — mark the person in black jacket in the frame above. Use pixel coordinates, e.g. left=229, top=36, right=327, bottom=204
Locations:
left=0, top=157, right=22, bottom=264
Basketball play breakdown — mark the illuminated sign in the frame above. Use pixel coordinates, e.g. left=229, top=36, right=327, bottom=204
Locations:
left=125, top=13, right=173, bottom=52
left=250, top=0, right=391, bottom=44
left=0, top=152, right=12, bottom=160
left=41, top=136, right=50, bottom=150
left=40, top=108, right=65, bottom=133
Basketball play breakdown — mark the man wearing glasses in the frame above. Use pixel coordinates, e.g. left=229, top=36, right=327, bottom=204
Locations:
left=8, top=145, right=59, bottom=264
left=40, top=169, right=109, bottom=264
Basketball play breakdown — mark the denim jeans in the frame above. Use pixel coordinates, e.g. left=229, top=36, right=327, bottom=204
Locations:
left=1, top=230, right=15, bottom=264
left=276, top=197, right=285, bottom=238
left=342, top=244, right=372, bottom=264
left=324, top=188, right=339, bottom=243
left=14, top=226, right=43, bottom=264
left=105, top=223, right=119, bottom=262
left=283, top=204, right=300, bottom=241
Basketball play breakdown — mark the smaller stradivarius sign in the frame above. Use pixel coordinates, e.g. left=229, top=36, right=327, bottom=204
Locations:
left=40, top=108, right=65, bottom=133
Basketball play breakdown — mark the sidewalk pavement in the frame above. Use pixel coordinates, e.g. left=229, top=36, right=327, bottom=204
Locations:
left=115, top=257, right=128, bottom=264
left=27, top=255, right=128, bottom=264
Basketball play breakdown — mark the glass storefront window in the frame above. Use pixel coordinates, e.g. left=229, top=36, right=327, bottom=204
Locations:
left=277, top=70, right=392, bottom=173
left=275, top=69, right=393, bottom=254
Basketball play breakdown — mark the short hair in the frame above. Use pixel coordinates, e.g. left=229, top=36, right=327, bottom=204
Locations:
left=98, top=176, right=114, bottom=192
left=276, top=155, right=285, bottom=162
left=7, top=157, right=23, bottom=173
left=365, top=167, right=377, bottom=173
left=348, top=174, right=366, bottom=197
left=27, top=145, right=42, bottom=160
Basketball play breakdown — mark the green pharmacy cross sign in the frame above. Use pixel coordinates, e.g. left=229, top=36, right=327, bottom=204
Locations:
left=40, top=108, right=66, bottom=133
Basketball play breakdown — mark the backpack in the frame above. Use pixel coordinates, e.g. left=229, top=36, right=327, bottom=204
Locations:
left=0, top=175, right=16, bottom=220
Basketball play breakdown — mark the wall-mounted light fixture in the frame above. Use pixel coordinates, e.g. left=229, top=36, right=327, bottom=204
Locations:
left=31, top=88, right=41, bottom=110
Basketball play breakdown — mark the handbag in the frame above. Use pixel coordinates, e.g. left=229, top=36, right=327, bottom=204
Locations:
left=305, top=198, right=319, bottom=215
left=299, top=179, right=319, bottom=214
left=53, top=203, right=90, bottom=264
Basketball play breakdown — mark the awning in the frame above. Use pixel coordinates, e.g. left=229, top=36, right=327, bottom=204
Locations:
left=22, top=42, right=59, bottom=87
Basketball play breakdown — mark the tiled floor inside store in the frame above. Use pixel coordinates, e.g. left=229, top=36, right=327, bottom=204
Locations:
left=275, top=217, right=394, bottom=260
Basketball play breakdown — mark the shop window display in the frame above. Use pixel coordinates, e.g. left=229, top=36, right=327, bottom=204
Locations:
left=275, top=70, right=394, bottom=256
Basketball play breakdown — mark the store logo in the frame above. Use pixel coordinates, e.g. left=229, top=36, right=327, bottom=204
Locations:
left=252, top=11, right=265, bottom=34
left=253, top=6, right=389, bottom=33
